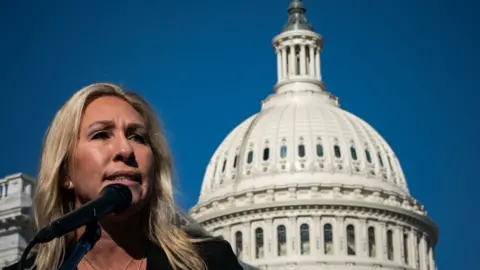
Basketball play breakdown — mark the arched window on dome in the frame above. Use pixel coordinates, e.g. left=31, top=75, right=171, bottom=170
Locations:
left=221, top=159, right=227, bottom=173
left=316, top=143, right=324, bottom=157
left=277, top=225, right=287, bottom=256
left=300, top=224, right=310, bottom=255
left=387, top=229, right=394, bottom=260
left=298, top=144, right=306, bottom=158
left=403, top=230, right=409, bottom=264
left=368, top=226, right=376, bottom=258
left=212, top=161, right=218, bottom=179
left=235, top=231, right=243, bottom=258
left=346, top=225, right=356, bottom=255
left=387, top=156, right=394, bottom=171
left=255, top=228, right=264, bottom=259
left=280, top=145, right=287, bottom=159
left=350, top=146, right=358, bottom=160
left=247, top=150, right=254, bottom=164
left=378, top=153, right=384, bottom=167
left=365, top=149, right=372, bottom=163
left=334, top=145, right=341, bottom=158
left=233, top=154, right=238, bottom=168
left=263, top=147, right=270, bottom=161
left=324, top=224, right=333, bottom=255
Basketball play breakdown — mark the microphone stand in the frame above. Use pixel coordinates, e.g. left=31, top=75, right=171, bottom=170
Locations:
left=59, top=220, right=101, bottom=270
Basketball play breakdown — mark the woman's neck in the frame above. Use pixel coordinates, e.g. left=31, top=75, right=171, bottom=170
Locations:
left=75, top=212, right=149, bottom=268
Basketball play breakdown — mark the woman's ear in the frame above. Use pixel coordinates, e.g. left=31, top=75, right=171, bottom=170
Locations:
left=62, top=176, right=75, bottom=190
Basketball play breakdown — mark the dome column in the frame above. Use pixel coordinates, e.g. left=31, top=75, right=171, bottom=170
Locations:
left=408, top=230, right=416, bottom=268
left=224, top=225, right=231, bottom=243
left=313, top=216, right=321, bottom=256
left=282, top=47, right=288, bottom=79
left=378, top=223, right=386, bottom=260
left=429, top=246, right=436, bottom=270
left=395, top=227, right=403, bottom=263
left=289, top=45, right=296, bottom=76
left=358, top=218, right=367, bottom=257
left=419, top=233, right=427, bottom=269
left=308, top=45, right=315, bottom=76
left=276, top=48, right=282, bottom=80
left=244, top=221, right=252, bottom=260
left=265, top=218, right=273, bottom=259
left=315, top=47, right=321, bottom=80
left=288, top=216, right=296, bottom=254
left=300, top=44, right=306, bottom=75
left=335, top=217, right=344, bottom=255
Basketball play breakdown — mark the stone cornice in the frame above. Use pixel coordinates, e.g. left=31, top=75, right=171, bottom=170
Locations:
left=192, top=184, right=425, bottom=218
left=193, top=200, right=438, bottom=245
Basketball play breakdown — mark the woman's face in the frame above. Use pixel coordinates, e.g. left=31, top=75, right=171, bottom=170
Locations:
left=66, top=96, right=154, bottom=219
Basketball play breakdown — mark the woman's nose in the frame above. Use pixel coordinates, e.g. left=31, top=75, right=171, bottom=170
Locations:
left=112, top=136, right=135, bottom=163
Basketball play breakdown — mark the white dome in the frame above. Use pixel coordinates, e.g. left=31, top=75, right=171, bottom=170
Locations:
left=191, top=2, right=437, bottom=269
left=198, top=89, right=408, bottom=204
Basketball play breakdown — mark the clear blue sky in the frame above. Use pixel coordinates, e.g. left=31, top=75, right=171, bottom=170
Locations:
left=1, top=0, right=477, bottom=268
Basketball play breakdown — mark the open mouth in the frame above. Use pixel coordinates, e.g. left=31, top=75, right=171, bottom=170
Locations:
left=104, top=171, right=141, bottom=184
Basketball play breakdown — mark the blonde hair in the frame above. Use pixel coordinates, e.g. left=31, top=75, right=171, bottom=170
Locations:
left=33, top=83, right=207, bottom=270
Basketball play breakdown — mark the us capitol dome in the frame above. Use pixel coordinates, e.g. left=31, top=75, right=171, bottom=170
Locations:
left=189, top=1, right=438, bottom=269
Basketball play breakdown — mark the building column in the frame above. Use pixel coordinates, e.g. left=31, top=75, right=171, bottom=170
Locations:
left=265, top=218, right=273, bottom=259
left=244, top=222, right=251, bottom=260
left=224, top=225, right=232, bottom=243
left=276, top=48, right=282, bottom=81
left=315, top=48, right=321, bottom=79
left=282, top=47, right=288, bottom=78
left=358, top=219, right=367, bottom=257
left=419, top=233, right=427, bottom=270
left=378, top=223, right=386, bottom=260
left=300, top=44, right=306, bottom=75
left=429, top=245, right=436, bottom=270
left=288, top=217, right=296, bottom=255
left=408, top=230, right=416, bottom=268
left=395, top=226, right=402, bottom=263
left=289, top=45, right=296, bottom=76
left=309, top=45, right=315, bottom=76
left=313, top=216, right=321, bottom=256
left=335, top=216, right=344, bottom=255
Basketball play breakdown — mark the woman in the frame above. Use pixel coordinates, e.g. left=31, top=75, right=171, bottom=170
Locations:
left=6, top=83, right=243, bottom=270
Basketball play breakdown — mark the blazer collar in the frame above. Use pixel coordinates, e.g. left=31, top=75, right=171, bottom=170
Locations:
left=146, top=241, right=173, bottom=270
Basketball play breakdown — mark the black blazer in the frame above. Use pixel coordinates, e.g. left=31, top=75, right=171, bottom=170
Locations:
left=4, top=237, right=244, bottom=270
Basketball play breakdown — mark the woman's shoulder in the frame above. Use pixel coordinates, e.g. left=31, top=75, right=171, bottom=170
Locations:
left=191, top=237, right=244, bottom=269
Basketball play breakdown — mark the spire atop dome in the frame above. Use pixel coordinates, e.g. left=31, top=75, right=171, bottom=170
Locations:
left=283, top=0, right=314, bottom=32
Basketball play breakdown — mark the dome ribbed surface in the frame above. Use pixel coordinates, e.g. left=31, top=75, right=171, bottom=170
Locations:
left=199, top=91, right=408, bottom=203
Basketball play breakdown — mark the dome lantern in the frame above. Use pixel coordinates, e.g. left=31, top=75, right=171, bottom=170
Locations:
left=273, top=0, right=325, bottom=94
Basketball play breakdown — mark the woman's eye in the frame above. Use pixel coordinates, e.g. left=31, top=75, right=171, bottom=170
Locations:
left=129, top=133, right=146, bottom=144
left=91, top=131, right=110, bottom=140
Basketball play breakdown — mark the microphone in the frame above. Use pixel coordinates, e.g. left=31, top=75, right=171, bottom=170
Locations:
left=34, top=183, right=132, bottom=243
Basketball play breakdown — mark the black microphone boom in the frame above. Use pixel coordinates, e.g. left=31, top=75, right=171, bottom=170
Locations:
left=34, top=183, right=132, bottom=243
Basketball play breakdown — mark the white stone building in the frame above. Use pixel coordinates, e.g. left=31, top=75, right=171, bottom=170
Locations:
left=189, top=1, right=438, bottom=269
left=0, top=173, right=36, bottom=268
